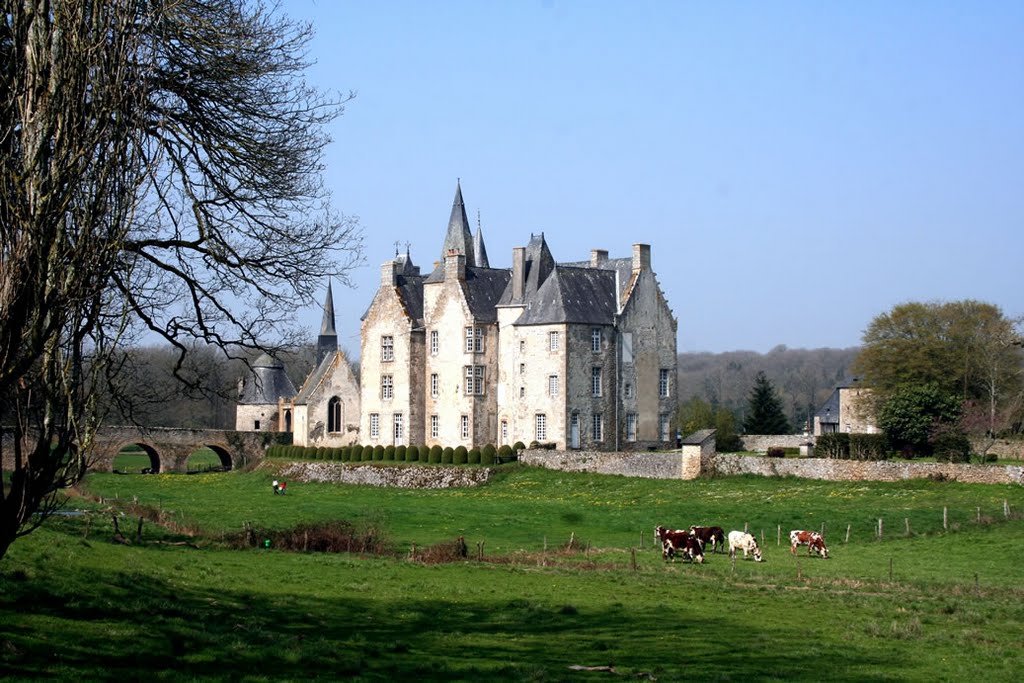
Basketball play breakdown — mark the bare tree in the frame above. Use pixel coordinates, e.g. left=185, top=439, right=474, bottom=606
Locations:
left=0, top=0, right=362, bottom=559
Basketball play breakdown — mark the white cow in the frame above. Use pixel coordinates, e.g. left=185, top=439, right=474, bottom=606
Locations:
left=728, top=530, right=763, bottom=562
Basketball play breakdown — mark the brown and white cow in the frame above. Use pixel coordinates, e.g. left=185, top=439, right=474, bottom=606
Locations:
left=662, top=530, right=705, bottom=563
left=689, top=526, right=726, bottom=554
left=727, top=530, right=763, bottom=562
left=789, top=529, right=829, bottom=558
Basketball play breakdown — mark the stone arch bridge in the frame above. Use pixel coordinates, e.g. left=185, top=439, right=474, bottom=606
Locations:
left=91, top=426, right=286, bottom=473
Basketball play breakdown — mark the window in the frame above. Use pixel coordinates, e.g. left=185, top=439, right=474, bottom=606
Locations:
left=464, top=326, right=483, bottom=353
left=626, top=413, right=637, bottom=442
left=519, top=340, right=526, bottom=353
left=535, top=414, right=547, bottom=441
left=622, top=332, right=634, bottom=364
left=659, top=369, right=670, bottom=398
left=519, top=386, right=525, bottom=399
left=549, top=331, right=559, bottom=351
left=501, top=420, right=508, bottom=445
left=464, top=365, right=485, bottom=395
left=548, top=374, right=559, bottom=397
left=592, top=367, right=602, bottom=397
left=381, top=374, right=393, bottom=400
left=381, top=335, right=394, bottom=362
left=253, top=420, right=261, bottom=430
left=369, top=413, right=380, bottom=439
left=461, top=415, right=469, bottom=440
left=591, top=328, right=601, bottom=352
left=430, top=414, right=439, bottom=439
left=328, top=396, right=342, bottom=432
left=430, top=330, right=439, bottom=355
left=430, top=373, right=439, bottom=398
left=592, top=413, right=604, bottom=441
left=394, top=413, right=404, bottom=445
left=624, top=383, right=634, bottom=398
left=519, top=363, right=525, bottom=375
left=659, top=413, right=670, bottom=441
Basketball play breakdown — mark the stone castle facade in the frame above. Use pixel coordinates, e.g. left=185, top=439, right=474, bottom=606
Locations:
left=359, top=182, right=678, bottom=451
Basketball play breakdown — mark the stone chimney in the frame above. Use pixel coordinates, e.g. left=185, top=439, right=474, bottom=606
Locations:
left=381, top=261, right=398, bottom=287
left=512, top=246, right=526, bottom=301
left=631, top=244, right=651, bottom=273
left=590, top=249, right=608, bottom=267
left=444, top=249, right=466, bottom=281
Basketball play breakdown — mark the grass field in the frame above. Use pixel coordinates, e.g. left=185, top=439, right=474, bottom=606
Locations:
left=1, top=464, right=1023, bottom=681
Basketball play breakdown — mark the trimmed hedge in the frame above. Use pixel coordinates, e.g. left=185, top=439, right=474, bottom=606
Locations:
left=817, top=433, right=891, bottom=461
left=373, top=445, right=385, bottom=461
left=468, top=448, right=481, bottom=465
left=395, top=445, right=407, bottom=462
left=442, top=447, right=454, bottom=464
left=384, top=445, right=395, bottom=461
left=429, top=445, right=442, bottom=464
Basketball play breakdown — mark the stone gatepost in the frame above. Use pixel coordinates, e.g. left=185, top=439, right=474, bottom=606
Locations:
left=680, top=429, right=716, bottom=479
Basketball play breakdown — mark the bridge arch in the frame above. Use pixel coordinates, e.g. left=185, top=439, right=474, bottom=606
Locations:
left=111, top=442, right=162, bottom=474
left=185, top=443, right=234, bottom=473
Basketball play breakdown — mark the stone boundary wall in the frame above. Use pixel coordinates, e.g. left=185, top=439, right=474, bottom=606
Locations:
left=739, top=435, right=812, bottom=452
left=520, top=450, right=681, bottom=479
left=709, top=454, right=1024, bottom=485
left=276, top=461, right=492, bottom=488
left=972, top=439, right=1024, bottom=460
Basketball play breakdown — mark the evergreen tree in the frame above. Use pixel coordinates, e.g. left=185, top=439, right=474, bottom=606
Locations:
left=743, top=372, right=791, bottom=434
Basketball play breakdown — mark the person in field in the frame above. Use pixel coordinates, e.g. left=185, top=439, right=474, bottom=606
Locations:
left=272, top=480, right=280, bottom=495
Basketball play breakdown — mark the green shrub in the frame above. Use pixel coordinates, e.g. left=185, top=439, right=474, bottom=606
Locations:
left=442, top=447, right=454, bottom=464
left=850, top=433, right=890, bottom=460
left=766, top=447, right=786, bottom=458
left=497, top=444, right=512, bottom=462
left=349, top=445, right=362, bottom=461
left=406, top=445, right=419, bottom=462
left=933, top=431, right=971, bottom=463
left=429, top=445, right=442, bottom=464
left=317, top=447, right=327, bottom=460
left=481, top=447, right=496, bottom=466
left=304, top=446, right=318, bottom=460
left=468, top=448, right=481, bottom=464
left=384, top=445, right=395, bottom=461
left=373, top=445, right=385, bottom=461
left=453, top=446, right=468, bottom=465
left=513, top=441, right=526, bottom=452
left=395, top=445, right=407, bottom=462
left=816, top=433, right=850, bottom=459
left=482, top=444, right=496, bottom=463
left=528, top=440, right=539, bottom=450
left=340, top=447, right=351, bottom=462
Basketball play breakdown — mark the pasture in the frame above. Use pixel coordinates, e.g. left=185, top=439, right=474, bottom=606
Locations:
left=1, top=464, right=1023, bottom=681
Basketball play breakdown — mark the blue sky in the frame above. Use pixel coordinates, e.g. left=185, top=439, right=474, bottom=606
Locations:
left=283, top=0, right=1023, bottom=356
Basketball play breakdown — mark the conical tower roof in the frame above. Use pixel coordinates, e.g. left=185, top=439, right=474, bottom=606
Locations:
left=441, top=180, right=476, bottom=264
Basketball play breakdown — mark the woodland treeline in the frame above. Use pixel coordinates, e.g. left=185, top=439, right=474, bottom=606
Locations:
left=676, top=345, right=860, bottom=433
left=111, top=343, right=856, bottom=433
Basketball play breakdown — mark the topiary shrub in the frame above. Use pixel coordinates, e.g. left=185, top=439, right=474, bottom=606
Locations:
left=384, top=445, right=395, bottom=461
left=453, top=446, right=468, bottom=465
left=373, top=445, right=385, bottom=461
left=482, top=444, right=496, bottom=463
left=350, top=445, right=362, bottom=462
left=481, top=447, right=496, bottom=466
left=340, top=447, right=351, bottom=462
left=497, top=444, right=512, bottom=462
left=429, top=445, right=442, bottom=464
left=317, top=447, right=327, bottom=460
left=305, top=446, right=318, bottom=460
left=395, top=445, right=407, bottom=462
left=513, top=441, right=526, bottom=453
left=468, top=448, right=481, bottom=464
left=442, top=447, right=454, bottom=464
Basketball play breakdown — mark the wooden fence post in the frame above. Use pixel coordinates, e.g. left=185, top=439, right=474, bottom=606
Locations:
left=943, top=507, right=948, bottom=530
left=976, top=507, right=981, bottom=523
left=631, top=547, right=637, bottom=572
left=845, top=524, right=851, bottom=544
left=877, top=518, right=883, bottom=539
left=904, top=518, right=910, bottom=536
left=777, top=525, right=781, bottom=546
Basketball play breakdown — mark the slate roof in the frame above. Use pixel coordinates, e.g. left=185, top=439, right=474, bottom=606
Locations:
left=814, top=389, right=841, bottom=424
left=319, top=280, right=336, bottom=336
left=441, top=180, right=476, bottom=265
left=238, top=353, right=296, bottom=405
left=683, top=429, right=716, bottom=446
left=473, top=226, right=490, bottom=268
left=423, top=265, right=511, bottom=323
left=497, top=233, right=555, bottom=307
left=561, top=256, right=633, bottom=306
left=514, top=265, right=618, bottom=326
left=293, top=351, right=339, bottom=405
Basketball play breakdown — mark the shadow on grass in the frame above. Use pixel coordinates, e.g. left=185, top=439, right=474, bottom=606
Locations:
left=0, top=559, right=908, bottom=683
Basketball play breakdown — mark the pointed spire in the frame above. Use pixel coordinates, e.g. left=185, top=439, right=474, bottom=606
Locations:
left=473, top=214, right=490, bottom=268
left=441, top=179, right=476, bottom=265
left=317, top=279, right=338, bottom=364
left=320, top=279, right=336, bottom=336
